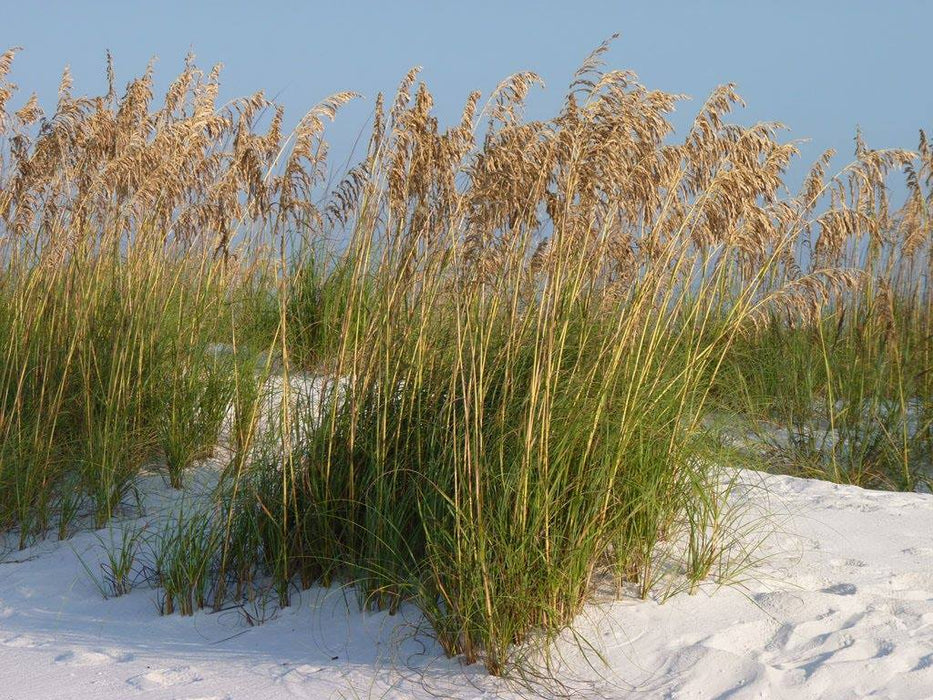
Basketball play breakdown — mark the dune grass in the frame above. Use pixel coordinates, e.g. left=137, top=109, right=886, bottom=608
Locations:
left=0, top=41, right=930, bottom=675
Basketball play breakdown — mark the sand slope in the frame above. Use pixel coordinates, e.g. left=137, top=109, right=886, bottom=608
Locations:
left=1, top=470, right=931, bottom=699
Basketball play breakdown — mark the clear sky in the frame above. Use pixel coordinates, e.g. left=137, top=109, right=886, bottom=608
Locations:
left=3, top=1, right=931, bottom=189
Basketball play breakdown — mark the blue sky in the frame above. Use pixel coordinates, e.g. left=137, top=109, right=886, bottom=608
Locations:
left=3, top=1, right=931, bottom=189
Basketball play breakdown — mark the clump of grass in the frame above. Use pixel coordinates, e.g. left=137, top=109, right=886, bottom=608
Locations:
left=285, top=250, right=364, bottom=370
left=77, top=522, right=148, bottom=598
left=226, top=45, right=883, bottom=674
left=157, top=334, right=235, bottom=489
left=0, top=419, right=66, bottom=548
left=209, top=44, right=930, bottom=674
left=158, top=354, right=232, bottom=489
left=0, top=47, right=331, bottom=537
left=151, top=507, right=222, bottom=616
left=709, top=126, right=933, bottom=491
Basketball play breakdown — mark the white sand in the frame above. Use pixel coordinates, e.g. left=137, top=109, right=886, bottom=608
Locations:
left=1, top=468, right=931, bottom=699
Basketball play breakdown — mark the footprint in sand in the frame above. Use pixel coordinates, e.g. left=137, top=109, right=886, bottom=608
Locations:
left=828, top=558, right=866, bottom=568
left=900, top=546, right=933, bottom=556
left=1, top=634, right=43, bottom=649
left=127, top=666, right=204, bottom=691
left=875, top=640, right=895, bottom=658
left=820, top=583, right=858, bottom=596
left=764, top=623, right=794, bottom=652
left=54, top=649, right=134, bottom=666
